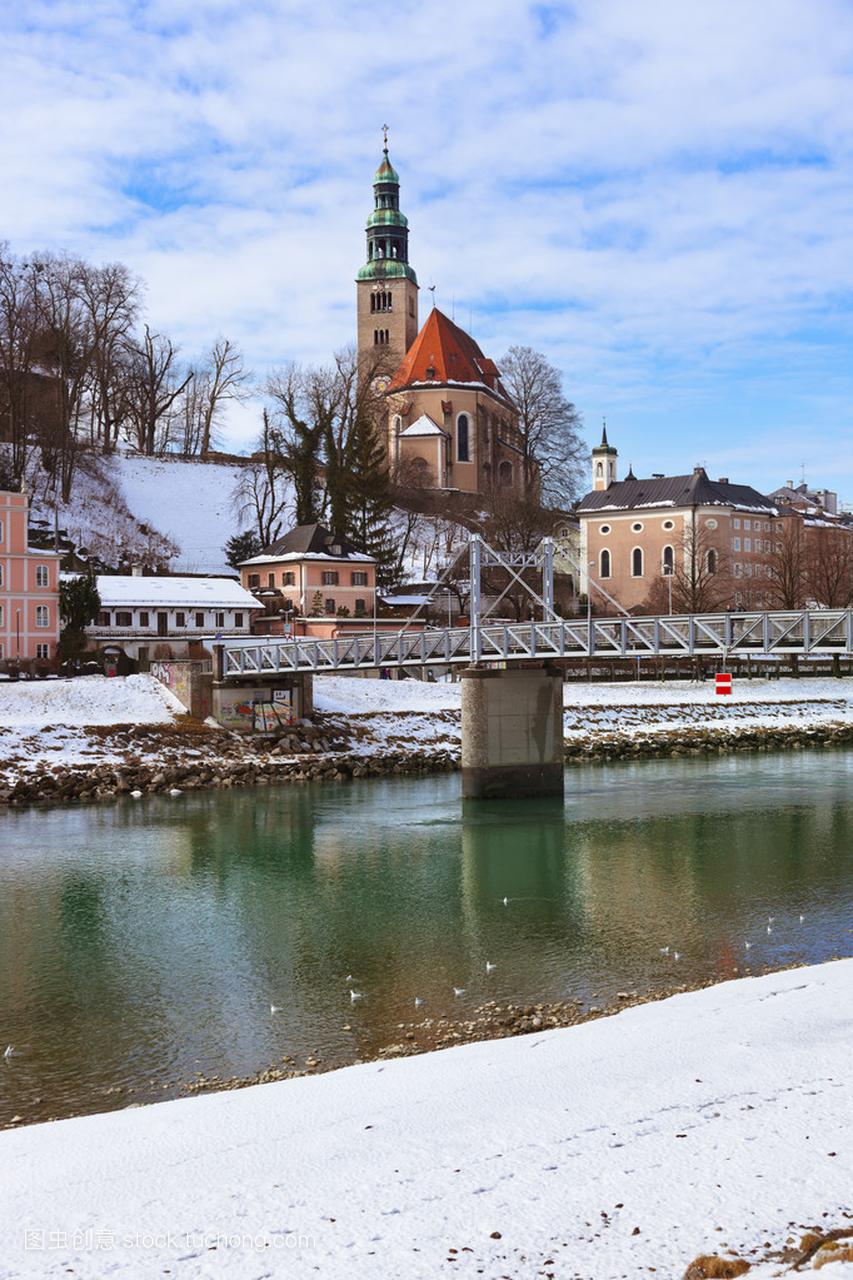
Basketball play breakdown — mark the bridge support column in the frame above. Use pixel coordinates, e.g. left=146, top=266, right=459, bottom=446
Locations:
left=461, top=665, right=564, bottom=800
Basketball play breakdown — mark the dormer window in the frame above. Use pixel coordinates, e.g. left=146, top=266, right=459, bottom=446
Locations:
left=425, top=366, right=436, bottom=379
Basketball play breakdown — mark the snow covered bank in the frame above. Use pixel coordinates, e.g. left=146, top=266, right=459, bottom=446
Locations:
left=0, top=674, right=185, bottom=728
left=1, top=959, right=850, bottom=1279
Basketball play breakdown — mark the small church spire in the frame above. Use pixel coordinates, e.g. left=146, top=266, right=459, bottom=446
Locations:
left=601, top=417, right=609, bottom=448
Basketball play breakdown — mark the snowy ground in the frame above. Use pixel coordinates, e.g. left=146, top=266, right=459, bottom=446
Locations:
left=0, top=676, right=186, bottom=780
left=0, top=959, right=850, bottom=1279
left=313, top=674, right=853, bottom=714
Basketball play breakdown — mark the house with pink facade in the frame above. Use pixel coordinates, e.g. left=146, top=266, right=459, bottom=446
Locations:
left=0, top=488, right=61, bottom=666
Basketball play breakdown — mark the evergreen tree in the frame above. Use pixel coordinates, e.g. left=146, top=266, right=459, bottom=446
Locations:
left=58, top=571, right=101, bottom=660
left=224, top=529, right=261, bottom=570
left=345, top=415, right=398, bottom=590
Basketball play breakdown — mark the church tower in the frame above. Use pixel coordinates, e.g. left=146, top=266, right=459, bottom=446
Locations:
left=592, top=422, right=618, bottom=491
left=356, top=131, right=419, bottom=372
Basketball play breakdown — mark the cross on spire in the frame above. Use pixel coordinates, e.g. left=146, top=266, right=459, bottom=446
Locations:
left=382, top=122, right=389, bottom=152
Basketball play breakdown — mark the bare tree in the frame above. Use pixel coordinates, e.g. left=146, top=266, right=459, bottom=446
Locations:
left=807, top=525, right=853, bottom=607
left=78, top=261, right=140, bottom=452
left=643, top=521, right=731, bottom=614
left=179, top=337, right=251, bottom=457
left=232, top=410, right=292, bottom=547
left=124, top=324, right=193, bottom=456
left=766, top=514, right=808, bottom=609
left=499, top=345, right=585, bottom=505
left=0, top=248, right=44, bottom=478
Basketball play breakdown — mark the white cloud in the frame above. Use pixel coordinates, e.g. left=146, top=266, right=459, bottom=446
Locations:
left=2, top=0, right=853, bottom=495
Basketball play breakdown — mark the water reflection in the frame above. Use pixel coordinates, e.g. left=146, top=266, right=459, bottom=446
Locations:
left=0, top=750, right=851, bottom=1125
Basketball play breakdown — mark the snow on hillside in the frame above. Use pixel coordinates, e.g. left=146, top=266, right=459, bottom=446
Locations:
left=1, top=959, right=850, bottom=1279
left=115, top=455, right=275, bottom=575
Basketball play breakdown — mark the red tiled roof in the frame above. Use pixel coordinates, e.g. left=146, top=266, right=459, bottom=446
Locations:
left=387, top=309, right=509, bottom=399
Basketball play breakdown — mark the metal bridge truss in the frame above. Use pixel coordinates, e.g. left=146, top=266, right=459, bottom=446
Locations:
left=222, top=608, right=853, bottom=678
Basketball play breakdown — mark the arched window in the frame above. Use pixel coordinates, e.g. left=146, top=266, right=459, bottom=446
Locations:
left=595, top=461, right=603, bottom=477
left=631, top=547, right=644, bottom=577
left=706, top=548, right=718, bottom=575
left=457, top=413, right=470, bottom=462
left=600, top=548, right=611, bottom=579
left=662, top=545, right=674, bottom=575
left=392, top=414, right=402, bottom=435
left=498, top=460, right=512, bottom=486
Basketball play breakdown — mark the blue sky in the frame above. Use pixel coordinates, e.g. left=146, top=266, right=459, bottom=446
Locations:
left=3, top=0, right=853, bottom=500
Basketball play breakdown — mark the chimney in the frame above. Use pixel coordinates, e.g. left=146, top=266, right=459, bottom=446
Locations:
left=718, top=476, right=729, bottom=484
left=131, top=563, right=143, bottom=577
left=693, top=465, right=704, bottom=475
left=786, top=480, right=793, bottom=489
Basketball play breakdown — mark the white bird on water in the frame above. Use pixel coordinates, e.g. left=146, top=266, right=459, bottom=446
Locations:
left=501, top=897, right=509, bottom=906
left=414, top=996, right=425, bottom=1008
left=673, top=951, right=681, bottom=961
left=799, top=914, right=805, bottom=923
left=745, top=941, right=752, bottom=950
left=350, top=989, right=363, bottom=1003
left=485, top=961, right=497, bottom=974
left=3, top=1045, right=13, bottom=1060
left=345, top=974, right=354, bottom=982
left=767, top=925, right=773, bottom=935
left=453, top=987, right=466, bottom=997
left=270, top=1004, right=282, bottom=1015
left=659, top=946, right=670, bottom=955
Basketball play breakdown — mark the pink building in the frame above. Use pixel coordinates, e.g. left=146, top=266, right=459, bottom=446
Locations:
left=239, top=524, right=378, bottom=627
left=0, top=488, right=61, bottom=666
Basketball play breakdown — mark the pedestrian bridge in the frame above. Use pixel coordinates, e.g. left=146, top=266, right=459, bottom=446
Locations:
left=220, top=607, right=853, bottom=678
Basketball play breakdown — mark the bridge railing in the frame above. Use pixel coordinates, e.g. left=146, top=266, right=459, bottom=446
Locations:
left=220, top=608, right=853, bottom=677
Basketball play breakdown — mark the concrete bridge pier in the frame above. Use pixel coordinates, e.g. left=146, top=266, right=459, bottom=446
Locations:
left=461, top=665, right=564, bottom=800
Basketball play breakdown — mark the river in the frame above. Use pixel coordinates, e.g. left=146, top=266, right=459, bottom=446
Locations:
left=1, top=749, right=851, bottom=1125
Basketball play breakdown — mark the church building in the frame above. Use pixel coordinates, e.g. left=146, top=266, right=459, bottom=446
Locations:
left=356, top=138, right=527, bottom=497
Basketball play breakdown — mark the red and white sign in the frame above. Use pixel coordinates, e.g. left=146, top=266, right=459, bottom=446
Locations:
left=716, top=672, right=733, bottom=696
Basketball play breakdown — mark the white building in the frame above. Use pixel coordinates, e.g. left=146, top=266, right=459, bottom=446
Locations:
left=87, top=575, right=263, bottom=663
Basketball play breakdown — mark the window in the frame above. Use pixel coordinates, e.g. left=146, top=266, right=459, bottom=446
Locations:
left=662, top=545, right=674, bottom=574
left=744, top=519, right=751, bottom=530
left=662, top=520, right=674, bottom=530
left=599, top=548, right=611, bottom=578
left=0, top=564, right=3, bottom=587
left=268, top=573, right=275, bottom=588
left=115, top=611, right=132, bottom=627
left=0, top=643, right=3, bottom=660
left=0, top=606, right=3, bottom=626
left=36, top=643, right=49, bottom=660
left=705, top=518, right=718, bottom=530
left=176, top=611, right=186, bottom=627
left=595, top=462, right=603, bottom=477
left=282, top=571, right=295, bottom=586
left=195, top=612, right=205, bottom=628
left=734, top=563, right=743, bottom=578
left=599, top=524, right=611, bottom=535
left=706, top=549, right=718, bottom=575
left=355, top=598, right=366, bottom=615
left=36, top=564, right=49, bottom=587
left=744, top=538, right=751, bottom=552
left=631, top=522, right=644, bottom=532
left=733, top=518, right=741, bottom=529
left=322, top=571, right=339, bottom=585
left=351, top=571, right=368, bottom=586
left=248, top=573, right=260, bottom=589
left=139, top=611, right=149, bottom=627
left=456, top=413, right=470, bottom=462
left=35, top=605, right=49, bottom=628
left=0, top=519, right=3, bottom=543
left=732, top=537, right=741, bottom=552
left=324, top=598, right=335, bottom=615
left=215, top=612, right=225, bottom=628
left=235, top=612, right=244, bottom=628
left=498, top=460, right=513, bottom=486
left=631, top=547, right=644, bottom=577
left=98, top=611, right=111, bottom=627
left=392, top=414, right=402, bottom=436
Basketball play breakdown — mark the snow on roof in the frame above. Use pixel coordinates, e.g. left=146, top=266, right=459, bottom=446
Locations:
left=399, top=413, right=447, bottom=439
left=96, top=575, right=263, bottom=609
left=240, top=550, right=375, bottom=566
left=380, top=593, right=433, bottom=606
